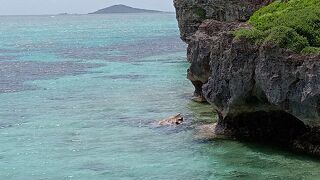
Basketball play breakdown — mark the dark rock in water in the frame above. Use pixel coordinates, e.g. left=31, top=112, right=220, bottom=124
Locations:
left=174, top=0, right=320, bottom=156
left=158, top=114, right=184, bottom=126
left=90, top=4, right=164, bottom=14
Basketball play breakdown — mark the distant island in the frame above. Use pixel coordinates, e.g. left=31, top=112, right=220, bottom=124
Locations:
left=89, top=4, right=165, bottom=14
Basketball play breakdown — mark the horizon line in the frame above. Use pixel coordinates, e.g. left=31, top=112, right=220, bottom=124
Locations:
left=0, top=4, right=175, bottom=16
left=0, top=12, right=176, bottom=16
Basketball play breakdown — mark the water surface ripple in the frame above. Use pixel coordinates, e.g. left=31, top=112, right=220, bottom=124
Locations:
left=0, top=14, right=319, bottom=180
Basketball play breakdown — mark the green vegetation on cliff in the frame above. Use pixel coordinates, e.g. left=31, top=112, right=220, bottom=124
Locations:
left=235, top=0, right=320, bottom=54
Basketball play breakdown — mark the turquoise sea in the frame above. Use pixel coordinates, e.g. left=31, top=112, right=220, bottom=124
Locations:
left=0, top=14, right=319, bottom=179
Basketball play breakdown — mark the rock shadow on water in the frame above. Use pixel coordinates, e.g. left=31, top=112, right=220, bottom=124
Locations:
left=193, top=122, right=320, bottom=161
left=240, top=139, right=320, bottom=162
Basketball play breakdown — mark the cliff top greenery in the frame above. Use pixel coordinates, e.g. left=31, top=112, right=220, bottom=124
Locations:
left=234, top=0, right=320, bottom=54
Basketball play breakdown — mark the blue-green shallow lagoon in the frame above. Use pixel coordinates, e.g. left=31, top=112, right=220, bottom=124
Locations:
left=0, top=14, right=319, bottom=179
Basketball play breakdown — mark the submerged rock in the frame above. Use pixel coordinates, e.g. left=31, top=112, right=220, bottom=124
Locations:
left=174, top=0, right=320, bottom=156
left=195, top=123, right=220, bottom=140
left=158, top=114, right=184, bottom=126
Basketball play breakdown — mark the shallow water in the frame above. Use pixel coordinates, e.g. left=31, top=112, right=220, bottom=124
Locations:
left=0, top=14, right=319, bottom=179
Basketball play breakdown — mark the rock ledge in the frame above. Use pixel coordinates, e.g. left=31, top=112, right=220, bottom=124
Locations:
left=174, top=0, right=320, bottom=156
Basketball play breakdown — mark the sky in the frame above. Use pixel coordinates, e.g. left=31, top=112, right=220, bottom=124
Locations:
left=0, top=0, right=175, bottom=15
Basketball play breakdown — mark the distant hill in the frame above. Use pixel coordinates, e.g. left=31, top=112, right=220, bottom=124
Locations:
left=90, top=5, right=164, bottom=14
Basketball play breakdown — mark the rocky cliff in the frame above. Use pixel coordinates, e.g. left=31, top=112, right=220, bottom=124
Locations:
left=174, top=0, right=320, bottom=156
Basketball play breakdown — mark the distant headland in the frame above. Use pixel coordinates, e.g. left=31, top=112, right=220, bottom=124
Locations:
left=89, top=4, right=167, bottom=14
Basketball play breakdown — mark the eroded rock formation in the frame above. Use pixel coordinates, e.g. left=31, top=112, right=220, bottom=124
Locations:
left=158, top=114, right=184, bottom=126
left=174, top=0, right=320, bottom=156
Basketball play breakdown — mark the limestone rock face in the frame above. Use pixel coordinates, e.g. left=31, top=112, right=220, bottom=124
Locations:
left=174, top=0, right=320, bottom=155
left=174, top=0, right=271, bottom=42
left=174, top=0, right=271, bottom=100
left=158, top=114, right=184, bottom=126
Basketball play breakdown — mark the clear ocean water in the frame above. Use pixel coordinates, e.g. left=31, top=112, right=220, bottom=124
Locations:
left=0, top=14, right=319, bottom=180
